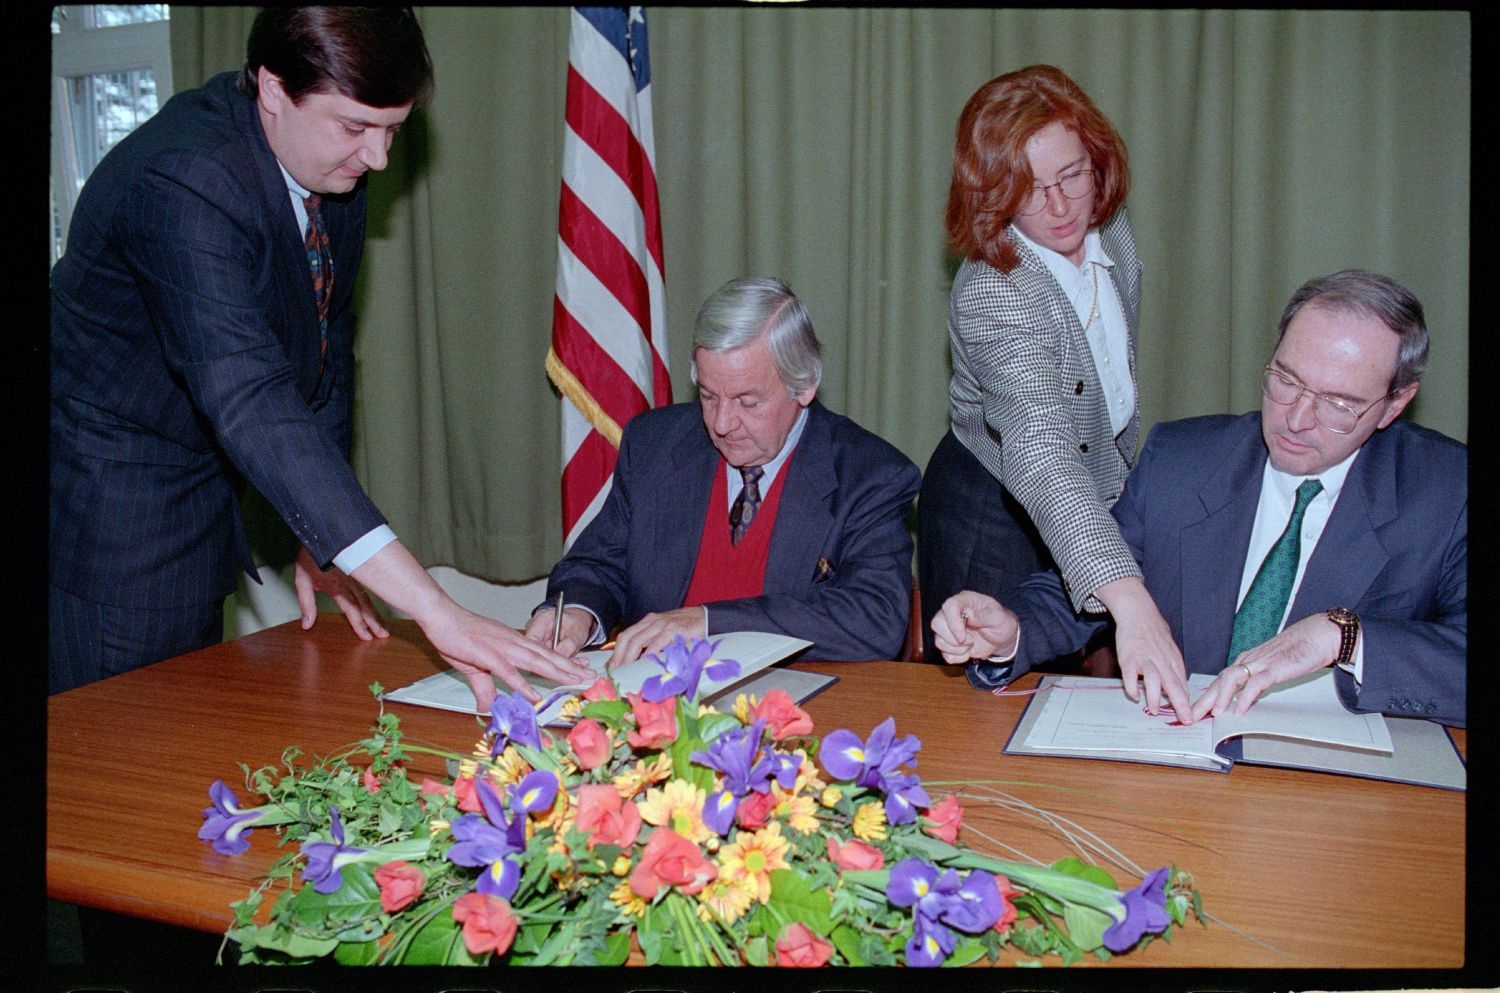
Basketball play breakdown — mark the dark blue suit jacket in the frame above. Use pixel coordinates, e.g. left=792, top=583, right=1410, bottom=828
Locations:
left=51, top=72, right=386, bottom=609
left=989, top=413, right=1467, bottom=726
left=546, top=401, right=921, bottom=661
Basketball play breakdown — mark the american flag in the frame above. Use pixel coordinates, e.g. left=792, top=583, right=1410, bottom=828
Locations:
left=547, top=6, right=670, bottom=549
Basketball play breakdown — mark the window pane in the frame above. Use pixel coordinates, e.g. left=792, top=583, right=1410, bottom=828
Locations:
left=64, top=68, right=159, bottom=189
left=88, top=6, right=169, bottom=28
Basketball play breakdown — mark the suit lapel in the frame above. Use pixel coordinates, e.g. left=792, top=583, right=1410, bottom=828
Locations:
left=1288, top=430, right=1397, bottom=619
left=763, top=404, right=836, bottom=593
left=1178, top=420, right=1266, bottom=670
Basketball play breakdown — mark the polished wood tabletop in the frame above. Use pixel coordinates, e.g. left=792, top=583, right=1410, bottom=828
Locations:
left=47, top=617, right=1467, bottom=970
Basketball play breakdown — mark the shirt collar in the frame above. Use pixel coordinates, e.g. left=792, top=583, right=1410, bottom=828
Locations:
left=1011, top=225, right=1114, bottom=278
left=279, top=162, right=311, bottom=202
left=1265, top=443, right=1360, bottom=504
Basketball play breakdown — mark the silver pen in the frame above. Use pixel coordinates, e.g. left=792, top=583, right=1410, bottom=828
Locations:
left=551, top=590, right=565, bottom=651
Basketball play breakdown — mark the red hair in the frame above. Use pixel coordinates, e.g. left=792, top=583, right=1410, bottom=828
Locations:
left=945, top=65, right=1130, bottom=273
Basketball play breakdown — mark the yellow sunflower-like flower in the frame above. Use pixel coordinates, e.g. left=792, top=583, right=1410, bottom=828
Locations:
left=790, top=751, right=826, bottom=796
left=696, top=702, right=721, bottom=718
left=731, top=692, right=758, bottom=724
left=638, top=778, right=712, bottom=844
left=852, top=801, right=887, bottom=841
left=613, top=753, right=675, bottom=799
left=820, top=786, right=843, bottom=808
left=696, top=874, right=758, bottom=925
left=610, top=878, right=647, bottom=918
left=717, top=821, right=791, bottom=904
left=557, top=694, right=586, bottom=724
left=457, top=757, right=480, bottom=779
left=427, top=817, right=450, bottom=839
left=772, top=789, right=820, bottom=834
left=486, top=746, right=534, bottom=790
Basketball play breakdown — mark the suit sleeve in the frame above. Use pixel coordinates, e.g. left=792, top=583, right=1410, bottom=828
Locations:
left=542, top=424, right=642, bottom=638
left=119, top=151, right=385, bottom=566
left=1337, top=497, right=1467, bottom=727
left=952, top=263, right=1142, bottom=615
left=706, top=449, right=921, bottom=662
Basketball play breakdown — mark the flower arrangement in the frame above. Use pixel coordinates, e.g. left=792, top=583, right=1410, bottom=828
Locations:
left=201, top=636, right=1202, bottom=967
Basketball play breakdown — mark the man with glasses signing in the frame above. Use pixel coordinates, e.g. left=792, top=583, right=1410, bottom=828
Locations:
left=933, top=270, right=1467, bottom=727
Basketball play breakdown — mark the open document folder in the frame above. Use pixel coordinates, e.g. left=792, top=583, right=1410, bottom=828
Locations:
left=382, top=630, right=822, bottom=726
left=1005, top=668, right=1465, bottom=789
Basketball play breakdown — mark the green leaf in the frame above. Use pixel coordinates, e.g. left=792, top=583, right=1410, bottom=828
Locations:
left=594, top=930, right=631, bottom=966
left=944, top=935, right=989, bottom=968
left=898, top=832, right=961, bottom=861
left=245, top=924, right=339, bottom=959
left=1051, top=856, right=1118, bottom=890
left=1062, top=902, right=1112, bottom=951
left=400, top=909, right=467, bottom=965
left=697, top=712, right=741, bottom=742
left=368, top=681, right=384, bottom=698
left=765, top=869, right=833, bottom=933
left=744, top=934, right=770, bottom=967
left=830, top=924, right=867, bottom=965
left=582, top=698, right=630, bottom=725
left=514, top=742, right=561, bottom=774
left=333, top=938, right=380, bottom=965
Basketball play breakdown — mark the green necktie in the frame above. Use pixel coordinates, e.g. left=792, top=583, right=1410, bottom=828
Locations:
left=1227, top=478, right=1324, bottom=662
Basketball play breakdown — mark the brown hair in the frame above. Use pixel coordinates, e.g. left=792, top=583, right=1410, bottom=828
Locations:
left=238, top=7, right=433, bottom=109
left=945, top=65, right=1130, bottom=273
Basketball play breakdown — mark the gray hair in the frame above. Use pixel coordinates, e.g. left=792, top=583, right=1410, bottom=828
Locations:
left=1275, top=270, right=1428, bottom=392
left=692, top=277, right=823, bottom=394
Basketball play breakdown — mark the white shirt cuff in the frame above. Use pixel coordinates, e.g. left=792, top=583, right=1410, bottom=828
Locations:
left=986, top=626, right=1022, bottom=664
left=332, top=525, right=397, bottom=574
left=1335, top=631, right=1364, bottom=684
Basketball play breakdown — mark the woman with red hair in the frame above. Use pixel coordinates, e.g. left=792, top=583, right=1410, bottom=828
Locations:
left=918, top=65, right=1187, bottom=717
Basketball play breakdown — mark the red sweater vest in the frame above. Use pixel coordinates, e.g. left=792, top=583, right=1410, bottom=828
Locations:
left=683, top=456, right=791, bottom=607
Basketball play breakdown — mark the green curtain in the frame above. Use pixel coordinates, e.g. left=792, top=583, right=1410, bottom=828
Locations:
left=170, top=7, right=1469, bottom=583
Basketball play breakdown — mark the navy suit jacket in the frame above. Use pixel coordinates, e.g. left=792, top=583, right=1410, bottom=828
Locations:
left=545, top=401, right=921, bottom=661
left=994, top=413, right=1467, bottom=726
left=51, top=72, right=386, bottom=608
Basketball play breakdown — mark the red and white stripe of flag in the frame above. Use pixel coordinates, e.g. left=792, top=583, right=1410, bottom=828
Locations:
left=548, top=6, right=670, bottom=549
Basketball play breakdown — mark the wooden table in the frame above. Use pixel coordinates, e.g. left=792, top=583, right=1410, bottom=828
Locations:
left=48, top=617, right=1469, bottom=974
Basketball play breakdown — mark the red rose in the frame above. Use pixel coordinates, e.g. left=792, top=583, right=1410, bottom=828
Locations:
left=629, top=828, right=717, bottom=899
left=775, top=922, right=833, bottom=967
left=567, top=718, right=612, bottom=770
left=750, top=689, right=814, bottom=740
left=826, top=836, right=884, bottom=871
left=624, top=692, right=678, bottom=750
left=452, top=892, right=518, bottom=957
left=453, top=775, right=484, bottom=813
left=922, top=793, right=964, bottom=844
left=582, top=676, right=618, bottom=702
left=372, top=860, right=425, bottom=913
left=990, top=873, right=1021, bottom=933
left=735, top=789, right=777, bottom=830
left=575, top=783, right=642, bottom=849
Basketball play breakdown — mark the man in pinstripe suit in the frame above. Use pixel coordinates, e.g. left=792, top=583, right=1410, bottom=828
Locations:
left=50, top=8, right=591, bottom=703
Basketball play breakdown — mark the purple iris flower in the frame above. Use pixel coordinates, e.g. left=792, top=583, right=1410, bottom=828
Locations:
left=300, top=807, right=366, bottom=895
left=691, top=720, right=775, bottom=796
left=701, top=788, right=741, bottom=836
left=905, top=911, right=958, bottom=968
left=640, top=636, right=740, bottom=703
left=198, top=780, right=264, bottom=856
left=511, top=770, right=559, bottom=815
left=447, top=777, right=527, bottom=898
left=1103, top=867, right=1172, bottom=952
left=487, top=691, right=543, bottom=755
left=881, top=770, right=932, bottom=826
left=820, top=716, right=922, bottom=790
left=887, top=857, right=1003, bottom=966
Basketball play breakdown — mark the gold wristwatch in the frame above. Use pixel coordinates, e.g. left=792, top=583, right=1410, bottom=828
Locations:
left=1326, top=607, right=1360, bottom=666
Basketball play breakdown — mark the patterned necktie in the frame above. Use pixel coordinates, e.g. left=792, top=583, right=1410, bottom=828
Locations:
left=303, top=195, right=333, bottom=371
left=729, top=466, right=765, bottom=545
left=1227, top=478, right=1324, bottom=662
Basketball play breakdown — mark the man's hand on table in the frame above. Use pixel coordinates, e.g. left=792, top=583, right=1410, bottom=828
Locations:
left=931, top=591, right=1020, bottom=663
left=294, top=546, right=389, bottom=640
left=521, top=606, right=595, bottom=658
left=1189, top=612, right=1342, bottom=722
left=606, top=607, right=708, bottom=669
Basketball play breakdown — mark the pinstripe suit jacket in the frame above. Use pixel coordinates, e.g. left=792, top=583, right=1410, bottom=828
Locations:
left=946, top=207, right=1143, bottom=613
left=50, top=72, right=386, bottom=609
left=543, top=402, right=921, bottom=661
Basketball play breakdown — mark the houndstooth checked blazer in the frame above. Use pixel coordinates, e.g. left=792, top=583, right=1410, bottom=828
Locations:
left=945, top=207, right=1144, bottom=613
